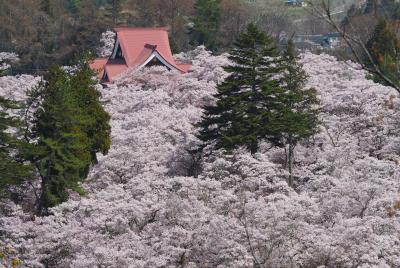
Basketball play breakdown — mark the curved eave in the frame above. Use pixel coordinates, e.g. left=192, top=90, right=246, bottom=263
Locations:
left=139, top=50, right=187, bottom=73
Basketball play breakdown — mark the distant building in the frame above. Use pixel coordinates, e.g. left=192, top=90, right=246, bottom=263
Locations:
left=284, top=0, right=307, bottom=7
left=323, top=32, right=341, bottom=48
left=90, top=27, right=191, bottom=83
left=282, top=32, right=341, bottom=50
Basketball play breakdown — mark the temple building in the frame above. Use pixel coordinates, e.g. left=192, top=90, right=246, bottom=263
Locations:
left=90, top=27, right=191, bottom=83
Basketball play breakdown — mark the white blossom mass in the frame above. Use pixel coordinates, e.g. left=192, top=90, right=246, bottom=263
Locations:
left=0, top=47, right=399, bottom=267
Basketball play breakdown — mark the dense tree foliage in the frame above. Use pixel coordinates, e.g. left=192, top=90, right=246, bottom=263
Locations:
left=0, top=0, right=108, bottom=73
left=0, top=53, right=19, bottom=77
left=364, top=0, right=400, bottom=18
left=0, top=0, right=295, bottom=73
left=269, top=40, right=320, bottom=186
left=104, top=0, right=125, bottom=26
left=0, top=52, right=34, bottom=200
left=343, top=0, right=400, bottom=27
left=366, top=20, right=400, bottom=89
left=39, top=0, right=53, bottom=16
left=0, top=1, right=399, bottom=264
left=197, top=28, right=320, bottom=186
left=27, top=61, right=111, bottom=213
left=197, top=24, right=282, bottom=154
left=0, top=97, right=33, bottom=199
left=338, top=0, right=400, bottom=92
left=1, top=48, right=399, bottom=267
left=189, top=0, right=221, bottom=51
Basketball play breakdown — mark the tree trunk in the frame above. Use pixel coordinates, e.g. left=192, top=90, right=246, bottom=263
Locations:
left=249, top=140, right=258, bottom=155
left=38, top=178, right=47, bottom=215
left=288, top=142, right=295, bottom=188
left=37, top=159, right=51, bottom=215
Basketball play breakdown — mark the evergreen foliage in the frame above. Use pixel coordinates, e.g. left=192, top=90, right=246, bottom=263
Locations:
left=268, top=40, right=320, bottom=187
left=105, top=0, right=125, bottom=26
left=0, top=0, right=265, bottom=73
left=0, top=97, right=33, bottom=198
left=65, top=0, right=79, bottom=14
left=197, top=29, right=319, bottom=187
left=28, top=60, right=111, bottom=213
left=40, top=0, right=52, bottom=16
left=196, top=23, right=282, bottom=154
left=366, top=20, right=400, bottom=89
left=190, top=0, right=221, bottom=51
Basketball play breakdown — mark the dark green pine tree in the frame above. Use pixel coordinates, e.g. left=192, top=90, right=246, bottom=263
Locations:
left=196, top=23, right=282, bottom=154
left=105, top=0, right=124, bottom=26
left=0, top=97, right=33, bottom=198
left=66, top=0, right=79, bottom=14
left=268, top=40, right=320, bottom=187
left=69, top=58, right=111, bottom=165
left=40, top=0, right=53, bottom=16
left=190, top=0, right=221, bottom=51
left=30, top=59, right=111, bottom=213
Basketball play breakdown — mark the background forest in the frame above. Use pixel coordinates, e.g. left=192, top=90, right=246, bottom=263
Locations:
left=0, top=0, right=339, bottom=73
left=0, top=0, right=266, bottom=73
left=2, top=0, right=400, bottom=75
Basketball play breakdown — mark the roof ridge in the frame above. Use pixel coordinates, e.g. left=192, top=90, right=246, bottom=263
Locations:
left=91, top=27, right=191, bottom=82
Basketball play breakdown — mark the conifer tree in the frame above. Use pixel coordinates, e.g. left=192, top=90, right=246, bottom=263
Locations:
left=268, top=40, right=320, bottom=187
left=196, top=23, right=282, bottom=154
left=29, top=59, right=111, bottom=213
left=40, top=0, right=52, bottom=16
left=190, top=0, right=221, bottom=51
left=105, top=0, right=124, bottom=26
left=366, top=20, right=400, bottom=89
left=0, top=97, right=33, bottom=198
left=66, top=0, right=78, bottom=14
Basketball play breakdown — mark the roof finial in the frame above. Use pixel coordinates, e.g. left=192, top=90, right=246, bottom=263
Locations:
left=144, top=44, right=157, bottom=51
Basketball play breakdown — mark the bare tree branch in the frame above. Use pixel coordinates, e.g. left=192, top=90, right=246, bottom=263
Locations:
left=305, top=0, right=400, bottom=94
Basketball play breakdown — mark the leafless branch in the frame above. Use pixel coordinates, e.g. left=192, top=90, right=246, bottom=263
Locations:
left=305, top=0, right=400, bottom=94
left=238, top=200, right=263, bottom=268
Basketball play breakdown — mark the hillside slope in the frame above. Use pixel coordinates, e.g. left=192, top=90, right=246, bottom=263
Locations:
left=1, top=48, right=400, bottom=267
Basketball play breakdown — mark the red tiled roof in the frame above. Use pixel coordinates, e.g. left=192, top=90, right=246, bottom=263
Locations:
left=89, top=58, right=108, bottom=79
left=103, top=59, right=128, bottom=82
left=91, top=27, right=192, bottom=83
left=116, top=27, right=184, bottom=71
left=133, top=47, right=154, bottom=68
left=176, top=64, right=192, bottom=73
